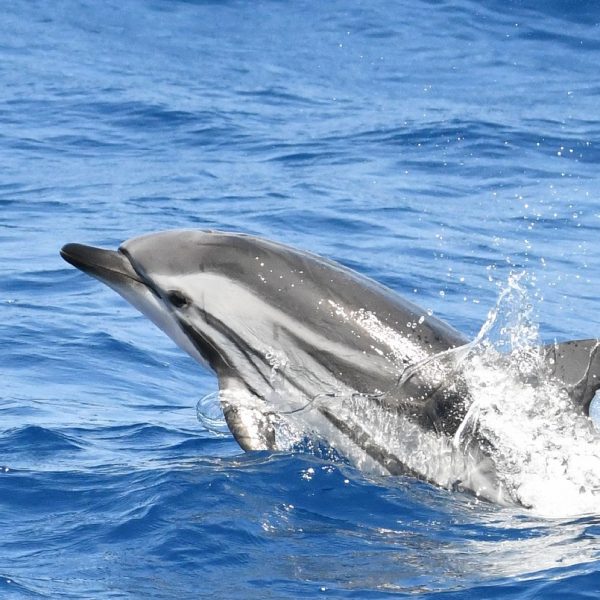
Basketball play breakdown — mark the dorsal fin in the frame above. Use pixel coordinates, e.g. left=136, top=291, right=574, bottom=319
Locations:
left=543, top=339, right=600, bottom=415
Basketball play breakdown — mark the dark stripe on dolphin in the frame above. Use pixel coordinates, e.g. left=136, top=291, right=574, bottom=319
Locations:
left=318, top=406, right=422, bottom=478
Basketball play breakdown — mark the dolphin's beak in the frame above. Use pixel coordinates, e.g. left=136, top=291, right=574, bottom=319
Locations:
left=60, top=243, right=142, bottom=285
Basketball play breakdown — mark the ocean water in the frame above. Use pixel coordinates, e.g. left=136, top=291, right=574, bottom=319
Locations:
left=2, top=0, right=600, bottom=597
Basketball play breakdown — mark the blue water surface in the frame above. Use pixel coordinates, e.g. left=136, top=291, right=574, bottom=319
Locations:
left=2, top=0, right=600, bottom=597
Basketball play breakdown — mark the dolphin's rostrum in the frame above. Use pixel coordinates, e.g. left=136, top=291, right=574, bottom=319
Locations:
left=60, top=230, right=600, bottom=503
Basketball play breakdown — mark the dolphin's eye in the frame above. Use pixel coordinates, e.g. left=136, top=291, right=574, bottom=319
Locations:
left=167, top=290, right=189, bottom=309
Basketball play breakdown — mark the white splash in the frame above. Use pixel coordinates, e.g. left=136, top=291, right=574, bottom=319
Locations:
left=451, top=273, right=600, bottom=517
left=311, top=273, right=600, bottom=516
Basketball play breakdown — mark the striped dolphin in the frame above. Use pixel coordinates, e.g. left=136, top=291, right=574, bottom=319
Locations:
left=60, top=230, right=600, bottom=503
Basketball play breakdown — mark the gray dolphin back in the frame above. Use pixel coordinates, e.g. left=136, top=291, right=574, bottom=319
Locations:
left=120, top=230, right=469, bottom=392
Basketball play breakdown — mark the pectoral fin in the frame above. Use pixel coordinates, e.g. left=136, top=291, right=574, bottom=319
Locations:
left=218, top=384, right=278, bottom=451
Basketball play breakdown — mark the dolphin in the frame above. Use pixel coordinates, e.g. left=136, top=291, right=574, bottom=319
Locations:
left=60, top=230, right=600, bottom=502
